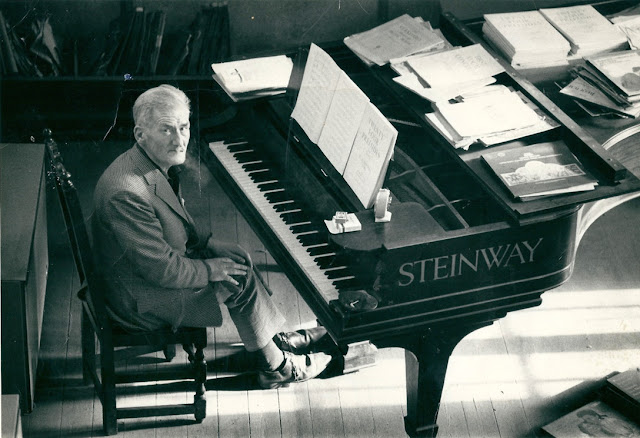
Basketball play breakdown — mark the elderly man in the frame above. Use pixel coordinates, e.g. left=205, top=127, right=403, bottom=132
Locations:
left=93, top=84, right=330, bottom=388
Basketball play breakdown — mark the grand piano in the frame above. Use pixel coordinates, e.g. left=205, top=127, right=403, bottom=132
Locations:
left=201, top=4, right=640, bottom=437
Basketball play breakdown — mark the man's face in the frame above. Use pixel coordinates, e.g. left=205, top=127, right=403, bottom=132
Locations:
left=136, top=104, right=191, bottom=171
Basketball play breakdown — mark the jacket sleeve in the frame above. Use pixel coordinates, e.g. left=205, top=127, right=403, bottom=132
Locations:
left=99, top=188, right=210, bottom=290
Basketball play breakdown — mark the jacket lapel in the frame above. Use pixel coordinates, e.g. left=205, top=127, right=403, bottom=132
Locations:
left=130, top=145, right=191, bottom=223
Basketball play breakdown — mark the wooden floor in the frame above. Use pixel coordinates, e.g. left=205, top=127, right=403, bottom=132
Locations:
left=21, top=141, right=640, bottom=438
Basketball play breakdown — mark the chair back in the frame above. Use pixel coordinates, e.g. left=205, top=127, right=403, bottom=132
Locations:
left=44, top=130, right=112, bottom=337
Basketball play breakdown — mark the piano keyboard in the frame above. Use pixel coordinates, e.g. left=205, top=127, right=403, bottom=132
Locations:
left=209, top=140, right=359, bottom=304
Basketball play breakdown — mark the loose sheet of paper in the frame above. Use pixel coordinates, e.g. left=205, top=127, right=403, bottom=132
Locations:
left=291, top=43, right=341, bottom=144
left=343, top=103, right=397, bottom=208
left=317, top=71, right=370, bottom=174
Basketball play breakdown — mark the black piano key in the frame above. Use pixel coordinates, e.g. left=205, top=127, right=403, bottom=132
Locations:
left=265, top=191, right=294, bottom=203
left=296, top=233, right=326, bottom=247
left=234, top=151, right=262, bottom=163
left=280, top=212, right=308, bottom=226
left=226, top=143, right=251, bottom=153
left=325, top=268, right=354, bottom=280
left=316, top=252, right=350, bottom=269
left=258, top=182, right=283, bottom=192
left=308, top=243, right=337, bottom=256
left=274, top=201, right=303, bottom=213
left=250, top=170, right=280, bottom=183
left=332, top=277, right=360, bottom=290
left=242, top=161, right=271, bottom=172
left=290, top=223, right=317, bottom=234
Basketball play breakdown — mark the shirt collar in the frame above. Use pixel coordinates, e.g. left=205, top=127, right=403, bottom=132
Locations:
left=135, top=143, right=184, bottom=178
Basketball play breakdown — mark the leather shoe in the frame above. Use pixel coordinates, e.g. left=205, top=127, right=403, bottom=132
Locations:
left=273, top=326, right=328, bottom=354
left=257, top=351, right=332, bottom=389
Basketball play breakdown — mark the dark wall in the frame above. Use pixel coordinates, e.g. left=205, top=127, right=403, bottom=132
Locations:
left=2, top=0, right=444, bottom=59
left=441, top=0, right=598, bottom=20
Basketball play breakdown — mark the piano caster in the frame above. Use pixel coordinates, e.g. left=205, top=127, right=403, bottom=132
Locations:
left=342, top=341, right=377, bottom=374
left=404, top=418, right=438, bottom=438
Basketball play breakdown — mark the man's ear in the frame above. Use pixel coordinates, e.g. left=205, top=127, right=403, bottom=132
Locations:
left=134, top=125, right=145, bottom=145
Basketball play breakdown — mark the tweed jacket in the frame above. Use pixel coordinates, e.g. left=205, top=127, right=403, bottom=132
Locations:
left=93, top=144, right=222, bottom=330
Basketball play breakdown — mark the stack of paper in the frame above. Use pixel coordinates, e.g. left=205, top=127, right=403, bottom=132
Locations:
left=343, top=14, right=446, bottom=66
left=425, top=85, right=558, bottom=149
left=565, top=49, right=640, bottom=117
left=391, top=43, right=503, bottom=104
left=540, top=5, right=628, bottom=57
left=211, top=55, right=293, bottom=102
left=482, top=10, right=571, bottom=69
left=406, top=44, right=505, bottom=88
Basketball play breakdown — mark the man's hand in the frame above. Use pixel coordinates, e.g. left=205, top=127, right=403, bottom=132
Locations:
left=208, top=239, right=252, bottom=266
left=203, top=257, right=249, bottom=286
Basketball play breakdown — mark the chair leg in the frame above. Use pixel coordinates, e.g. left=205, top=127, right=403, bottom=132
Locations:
left=193, top=340, right=207, bottom=422
left=101, top=344, right=118, bottom=435
left=183, top=343, right=196, bottom=363
left=81, top=311, right=96, bottom=385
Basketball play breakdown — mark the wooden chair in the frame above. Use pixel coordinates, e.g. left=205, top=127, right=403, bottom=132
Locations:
left=44, top=130, right=207, bottom=435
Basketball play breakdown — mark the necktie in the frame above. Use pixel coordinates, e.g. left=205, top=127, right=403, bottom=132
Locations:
left=167, top=167, right=180, bottom=196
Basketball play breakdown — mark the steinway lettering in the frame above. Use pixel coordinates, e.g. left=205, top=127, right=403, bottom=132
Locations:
left=397, top=238, right=544, bottom=287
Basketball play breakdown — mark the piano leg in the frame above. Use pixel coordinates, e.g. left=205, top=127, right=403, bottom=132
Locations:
left=379, top=322, right=491, bottom=437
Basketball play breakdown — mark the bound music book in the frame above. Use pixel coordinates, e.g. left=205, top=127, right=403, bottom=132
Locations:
left=540, top=5, right=628, bottom=57
left=343, top=14, right=446, bottom=66
left=481, top=141, right=597, bottom=201
left=291, top=43, right=398, bottom=208
left=542, top=400, right=640, bottom=438
left=482, top=10, right=570, bottom=69
left=146, top=11, right=166, bottom=76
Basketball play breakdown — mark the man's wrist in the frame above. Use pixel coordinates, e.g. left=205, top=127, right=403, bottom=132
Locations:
left=203, top=260, right=213, bottom=282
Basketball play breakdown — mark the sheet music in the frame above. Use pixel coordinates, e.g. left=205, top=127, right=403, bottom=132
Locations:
left=291, top=43, right=341, bottom=144
left=317, top=71, right=370, bottom=173
left=343, top=103, right=397, bottom=208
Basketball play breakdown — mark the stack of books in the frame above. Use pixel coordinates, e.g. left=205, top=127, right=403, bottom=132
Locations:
left=542, top=399, right=640, bottom=437
left=211, top=55, right=293, bottom=102
left=343, top=14, right=447, bottom=66
left=599, top=367, right=640, bottom=424
left=562, top=49, right=640, bottom=118
left=543, top=368, right=640, bottom=437
left=481, top=141, right=597, bottom=201
left=482, top=10, right=571, bottom=69
left=540, top=5, right=628, bottom=57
